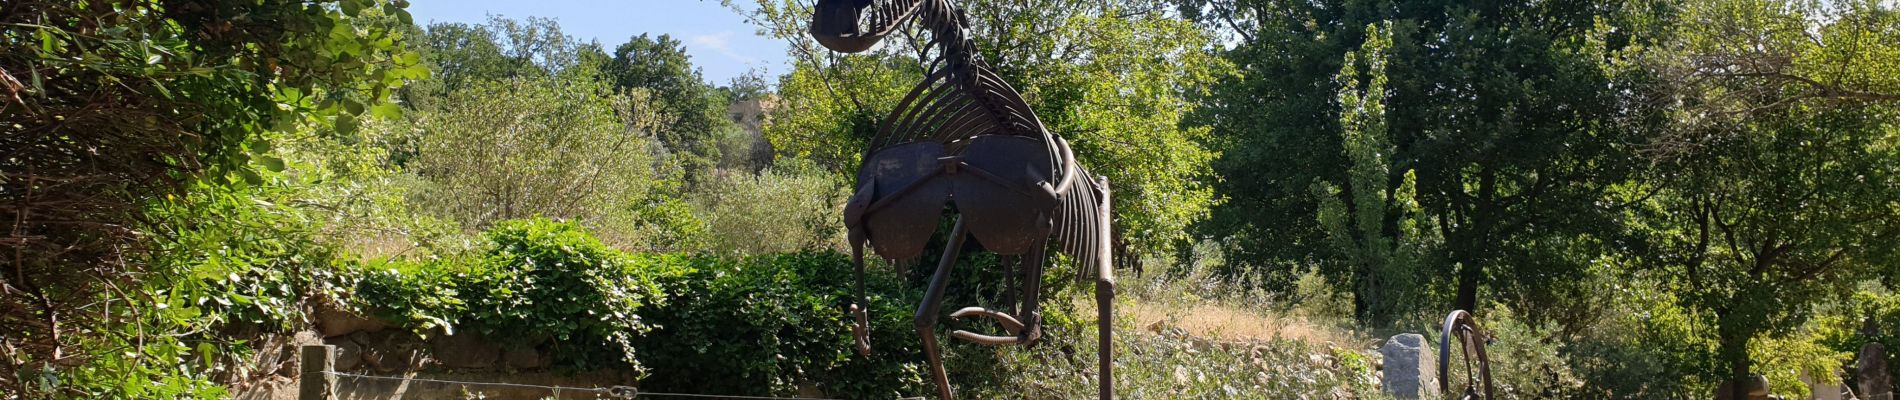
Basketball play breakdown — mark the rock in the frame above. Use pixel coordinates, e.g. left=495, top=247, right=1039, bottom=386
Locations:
left=429, top=331, right=500, bottom=369
left=314, top=302, right=388, bottom=338
left=1861, top=342, right=1892, bottom=400
left=349, top=329, right=426, bottom=373
left=1713, top=375, right=1771, bottom=400
left=796, top=382, right=827, bottom=399
left=1801, top=370, right=1842, bottom=400
left=325, top=337, right=364, bottom=372
left=1378, top=333, right=1438, bottom=399
left=1308, top=353, right=1332, bottom=368
left=1174, top=365, right=1192, bottom=386
left=503, top=346, right=547, bottom=370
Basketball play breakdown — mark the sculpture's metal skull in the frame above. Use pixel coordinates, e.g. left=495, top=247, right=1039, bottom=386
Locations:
left=810, top=0, right=885, bottom=53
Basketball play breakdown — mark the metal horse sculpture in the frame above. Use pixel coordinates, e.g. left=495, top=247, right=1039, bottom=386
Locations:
left=809, top=0, right=1117, bottom=398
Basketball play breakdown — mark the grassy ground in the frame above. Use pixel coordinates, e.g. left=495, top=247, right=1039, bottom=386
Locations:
left=951, top=262, right=1392, bottom=399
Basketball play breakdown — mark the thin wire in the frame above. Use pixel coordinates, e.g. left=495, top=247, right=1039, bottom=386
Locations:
left=324, top=371, right=865, bottom=399
left=636, top=393, right=840, bottom=400
left=327, top=371, right=609, bottom=394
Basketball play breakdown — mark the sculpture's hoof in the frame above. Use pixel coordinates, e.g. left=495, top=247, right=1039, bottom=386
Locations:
left=850, top=304, right=872, bottom=355
left=1019, top=311, right=1043, bottom=344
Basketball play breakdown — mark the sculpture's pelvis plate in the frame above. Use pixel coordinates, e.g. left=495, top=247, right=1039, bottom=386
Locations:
left=951, top=135, right=1058, bottom=255
left=854, top=141, right=951, bottom=260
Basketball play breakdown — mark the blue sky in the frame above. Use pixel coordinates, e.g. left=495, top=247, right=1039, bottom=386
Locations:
left=407, top=0, right=792, bottom=85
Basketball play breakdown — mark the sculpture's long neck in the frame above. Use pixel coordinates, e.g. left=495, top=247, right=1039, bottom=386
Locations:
left=916, top=0, right=981, bottom=81
left=916, top=0, right=1036, bottom=134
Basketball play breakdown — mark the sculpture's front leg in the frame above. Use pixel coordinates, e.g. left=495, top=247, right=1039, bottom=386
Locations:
left=915, top=217, right=970, bottom=399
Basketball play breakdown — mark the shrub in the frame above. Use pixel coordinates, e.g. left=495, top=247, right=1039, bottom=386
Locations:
left=637, top=251, right=926, bottom=398
left=1750, top=331, right=1852, bottom=399
left=463, top=219, right=678, bottom=369
left=347, top=219, right=928, bottom=397
left=1561, top=271, right=1717, bottom=398
left=691, top=159, right=847, bottom=255
left=350, top=218, right=682, bottom=370
left=409, top=77, right=661, bottom=231
left=1819, top=288, right=1900, bottom=393
left=45, top=178, right=343, bottom=399
left=1474, top=306, right=1583, bottom=398
left=349, top=259, right=467, bottom=335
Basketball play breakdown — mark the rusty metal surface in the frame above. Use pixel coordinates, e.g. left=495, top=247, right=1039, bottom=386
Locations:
left=812, top=0, right=1117, bottom=398
left=847, top=142, right=951, bottom=260
left=1439, top=310, right=1497, bottom=400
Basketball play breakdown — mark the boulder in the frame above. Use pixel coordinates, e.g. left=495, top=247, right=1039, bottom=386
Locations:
left=1861, top=342, right=1892, bottom=400
left=502, top=346, right=547, bottom=370
left=1801, top=371, right=1842, bottom=400
left=1712, top=374, right=1770, bottom=400
left=314, top=302, right=388, bottom=338
left=1379, top=333, right=1438, bottom=399
left=325, top=337, right=364, bottom=372
left=430, top=331, right=501, bottom=369
left=349, top=329, right=425, bottom=373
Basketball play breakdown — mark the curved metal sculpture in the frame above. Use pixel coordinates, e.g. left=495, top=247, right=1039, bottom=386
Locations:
left=809, top=0, right=1117, bottom=398
left=1439, top=310, right=1496, bottom=400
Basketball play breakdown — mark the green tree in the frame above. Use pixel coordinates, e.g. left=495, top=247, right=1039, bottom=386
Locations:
left=1628, top=0, right=1900, bottom=394
left=604, top=34, right=735, bottom=179
left=408, top=77, right=661, bottom=237
left=405, top=15, right=609, bottom=109
left=1183, top=0, right=1658, bottom=315
left=693, top=160, right=848, bottom=256
left=0, top=0, right=419, bottom=395
left=737, top=0, right=1229, bottom=261
left=1312, top=23, right=1439, bottom=326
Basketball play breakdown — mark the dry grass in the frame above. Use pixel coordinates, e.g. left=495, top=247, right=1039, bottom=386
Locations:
left=1119, top=300, right=1360, bottom=347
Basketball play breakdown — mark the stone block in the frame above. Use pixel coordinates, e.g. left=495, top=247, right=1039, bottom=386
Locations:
left=1380, top=333, right=1438, bottom=399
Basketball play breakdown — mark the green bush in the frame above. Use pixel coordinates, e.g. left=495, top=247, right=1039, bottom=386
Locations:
left=691, top=159, right=847, bottom=255
left=349, top=218, right=683, bottom=370
left=45, top=178, right=342, bottom=399
left=1475, top=306, right=1583, bottom=398
left=1819, top=288, right=1900, bottom=393
left=637, top=251, right=926, bottom=399
left=349, top=259, right=467, bottom=335
left=1560, top=272, right=1717, bottom=398
left=345, top=218, right=924, bottom=396
left=463, top=219, right=679, bottom=369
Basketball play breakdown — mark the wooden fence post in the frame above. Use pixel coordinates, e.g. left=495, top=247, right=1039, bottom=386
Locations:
left=299, top=344, right=335, bottom=400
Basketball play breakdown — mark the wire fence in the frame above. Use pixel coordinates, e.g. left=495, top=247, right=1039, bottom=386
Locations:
left=323, top=370, right=926, bottom=400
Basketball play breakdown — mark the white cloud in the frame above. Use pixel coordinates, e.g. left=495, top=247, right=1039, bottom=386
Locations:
left=689, top=32, right=759, bottom=65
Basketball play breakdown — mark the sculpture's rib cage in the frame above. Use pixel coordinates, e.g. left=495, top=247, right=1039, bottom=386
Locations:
left=1055, top=170, right=1108, bottom=280
left=816, top=1, right=1119, bottom=397
left=850, top=0, right=1102, bottom=275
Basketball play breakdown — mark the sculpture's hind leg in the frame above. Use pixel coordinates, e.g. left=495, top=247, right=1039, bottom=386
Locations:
left=1095, top=177, right=1116, bottom=399
left=948, top=242, right=1045, bottom=346
left=917, top=217, right=968, bottom=400
left=1001, top=255, right=1018, bottom=316
left=1096, top=261, right=1116, bottom=399
left=1017, top=243, right=1047, bottom=343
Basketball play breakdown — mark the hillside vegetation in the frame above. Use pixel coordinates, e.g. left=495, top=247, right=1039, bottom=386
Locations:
left=3, top=0, right=1899, bottom=399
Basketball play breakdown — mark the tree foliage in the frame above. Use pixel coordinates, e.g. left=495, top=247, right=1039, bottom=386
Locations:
left=605, top=33, right=740, bottom=179
left=1183, top=0, right=1658, bottom=316
left=1312, top=23, right=1437, bottom=326
left=737, top=0, right=1229, bottom=261
left=1626, top=0, right=1900, bottom=390
left=409, top=77, right=660, bottom=232
left=0, top=0, right=420, bottom=395
left=692, top=160, right=848, bottom=256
